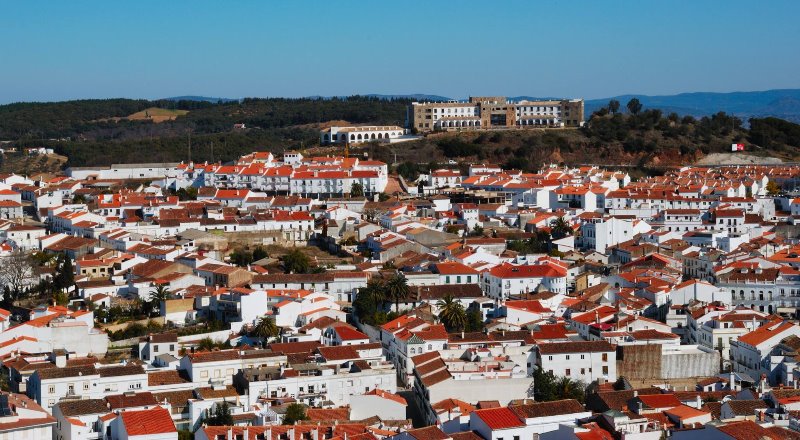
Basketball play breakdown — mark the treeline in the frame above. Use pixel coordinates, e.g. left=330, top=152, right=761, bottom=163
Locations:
left=0, top=96, right=412, bottom=166
left=0, top=96, right=410, bottom=141
left=749, top=117, right=800, bottom=149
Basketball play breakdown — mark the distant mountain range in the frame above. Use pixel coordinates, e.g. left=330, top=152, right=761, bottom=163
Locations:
left=164, top=95, right=239, bottom=103
left=584, top=89, right=800, bottom=123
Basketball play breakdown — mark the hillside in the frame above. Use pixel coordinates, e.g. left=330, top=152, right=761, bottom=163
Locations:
left=357, top=111, right=800, bottom=180
left=0, top=96, right=798, bottom=171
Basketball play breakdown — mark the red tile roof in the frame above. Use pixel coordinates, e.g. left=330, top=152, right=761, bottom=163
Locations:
left=473, top=407, right=524, bottom=430
left=120, top=406, right=176, bottom=436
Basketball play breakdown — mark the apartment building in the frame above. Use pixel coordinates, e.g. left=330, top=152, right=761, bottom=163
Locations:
left=410, top=96, right=584, bottom=133
left=532, top=340, right=617, bottom=383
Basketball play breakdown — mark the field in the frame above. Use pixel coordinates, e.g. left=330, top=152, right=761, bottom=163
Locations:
left=126, top=107, right=189, bottom=123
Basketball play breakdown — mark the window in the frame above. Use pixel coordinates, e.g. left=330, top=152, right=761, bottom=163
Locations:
left=48, top=385, right=55, bottom=394
left=602, top=353, right=608, bottom=362
left=565, top=369, right=571, bottom=376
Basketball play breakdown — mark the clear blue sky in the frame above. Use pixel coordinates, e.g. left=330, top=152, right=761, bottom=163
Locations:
left=1, top=1, right=798, bottom=104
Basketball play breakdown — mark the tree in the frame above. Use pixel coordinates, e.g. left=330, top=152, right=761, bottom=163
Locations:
left=532, top=368, right=586, bottom=403
left=384, top=274, right=410, bottom=313
left=53, top=290, right=69, bottom=306
left=148, top=284, right=171, bottom=315
left=465, top=308, right=484, bottom=332
left=282, top=249, right=310, bottom=274
left=607, top=99, right=620, bottom=114
left=0, top=251, right=35, bottom=300
left=283, top=403, right=308, bottom=425
left=350, top=182, right=364, bottom=198
left=469, top=225, right=484, bottom=237
left=766, top=180, right=781, bottom=196
left=354, top=278, right=386, bottom=324
left=626, top=98, right=643, bottom=115
left=554, top=376, right=586, bottom=403
left=54, top=254, right=74, bottom=292
left=436, top=293, right=467, bottom=331
left=550, top=217, right=573, bottom=240
left=205, top=402, right=234, bottom=426
left=250, top=316, right=280, bottom=342
left=252, top=246, right=268, bottom=261
left=197, top=337, right=219, bottom=352
left=229, top=248, right=253, bottom=267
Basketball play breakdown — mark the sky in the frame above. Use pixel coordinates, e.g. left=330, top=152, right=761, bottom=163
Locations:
left=0, top=1, right=799, bottom=104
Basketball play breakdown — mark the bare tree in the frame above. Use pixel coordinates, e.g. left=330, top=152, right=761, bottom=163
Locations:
left=0, top=251, right=35, bottom=300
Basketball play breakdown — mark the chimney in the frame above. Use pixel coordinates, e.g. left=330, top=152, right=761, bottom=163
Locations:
left=696, top=394, right=702, bottom=408
left=227, top=427, right=233, bottom=440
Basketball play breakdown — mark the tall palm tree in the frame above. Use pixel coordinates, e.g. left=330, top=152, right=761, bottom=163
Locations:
left=384, top=274, right=410, bottom=313
left=436, top=293, right=467, bottom=331
left=554, top=376, right=585, bottom=403
left=148, top=284, right=171, bottom=316
left=251, top=316, right=280, bottom=342
left=363, top=278, right=386, bottom=307
left=550, top=217, right=573, bottom=240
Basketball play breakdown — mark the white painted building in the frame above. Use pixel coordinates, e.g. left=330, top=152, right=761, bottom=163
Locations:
left=532, top=340, right=617, bottom=383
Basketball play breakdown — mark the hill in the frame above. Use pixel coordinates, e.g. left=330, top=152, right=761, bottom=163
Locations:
left=0, top=95, right=798, bottom=171
left=358, top=111, right=800, bottom=180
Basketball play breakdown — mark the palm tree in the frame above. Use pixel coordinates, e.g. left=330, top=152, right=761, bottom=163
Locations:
left=436, top=293, right=467, bottom=331
left=384, top=274, right=410, bottom=313
left=554, top=376, right=585, bottom=403
left=363, top=278, right=386, bottom=308
left=251, top=316, right=280, bottom=342
left=148, top=284, right=171, bottom=316
left=550, top=217, right=573, bottom=240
